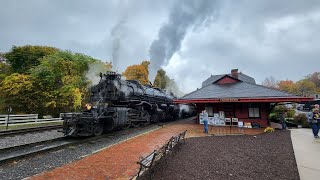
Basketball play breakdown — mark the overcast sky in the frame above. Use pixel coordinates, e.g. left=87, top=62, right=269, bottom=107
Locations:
left=1, top=0, right=320, bottom=93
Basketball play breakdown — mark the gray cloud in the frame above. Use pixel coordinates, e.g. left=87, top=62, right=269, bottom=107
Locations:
left=1, top=0, right=320, bottom=94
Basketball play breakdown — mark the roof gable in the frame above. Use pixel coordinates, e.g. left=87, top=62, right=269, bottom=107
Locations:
left=202, top=72, right=256, bottom=87
left=214, top=75, right=241, bottom=85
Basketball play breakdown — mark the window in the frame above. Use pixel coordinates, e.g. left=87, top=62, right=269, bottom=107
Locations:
left=205, top=106, right=213, bottom=116
left=248, top=103, right=260, bottom=118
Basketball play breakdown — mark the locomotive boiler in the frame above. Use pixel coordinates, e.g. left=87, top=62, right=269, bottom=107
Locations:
left=61, top=71, right=179, bottom=137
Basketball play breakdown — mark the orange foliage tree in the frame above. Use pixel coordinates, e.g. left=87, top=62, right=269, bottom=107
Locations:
left=122, top=64, right=149, bottom=85
left=277, top=80, right=296, bottom=93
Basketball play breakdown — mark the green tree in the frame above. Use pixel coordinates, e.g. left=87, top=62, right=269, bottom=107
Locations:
left=28, top=51, right=99, bottom=116
left=0, top=52, right=6, bottom=62
left=5, top=45, right=59, bottom=73
left=153, top=68, right=169, bottom=89
left=0, top=62, right=11, bottom=82
left=294, top=79, right=316, bottom=97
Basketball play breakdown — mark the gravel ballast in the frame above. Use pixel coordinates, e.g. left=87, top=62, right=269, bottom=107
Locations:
left=139, top=130, right=299, bottom=180
left=0, top=130, right=64, bottom=149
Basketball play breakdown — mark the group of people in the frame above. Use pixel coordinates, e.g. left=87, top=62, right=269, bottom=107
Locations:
left=309, top=104, right=320, bottom=138
left=201, top=105, right=320, bottom=137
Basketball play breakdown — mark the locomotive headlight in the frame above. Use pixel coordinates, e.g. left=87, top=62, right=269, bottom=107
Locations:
left=85, top=103, right=92, bottom=110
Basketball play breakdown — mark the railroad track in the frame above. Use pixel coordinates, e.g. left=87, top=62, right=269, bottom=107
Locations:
left=0, top=117, right=194, bottom=165
left=0, top=125, right=63, bottom=136
left=0, top=137, right=75, bottom=164
left=0, top=133, right=117, bottom=165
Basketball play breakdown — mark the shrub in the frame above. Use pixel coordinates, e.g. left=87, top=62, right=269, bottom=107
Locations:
left=269, top=113, right=277, bottom=121
left=293, top=114, right=310, bottom=128
left=264, top=127, right=275, bottom=133
left=286, top=109, right=295, bottom=118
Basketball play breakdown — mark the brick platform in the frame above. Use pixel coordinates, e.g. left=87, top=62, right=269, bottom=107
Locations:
left=30, top=118, right=263, bottom=180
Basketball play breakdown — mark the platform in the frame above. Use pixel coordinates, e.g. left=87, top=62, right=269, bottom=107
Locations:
left=29, top=118, right=264, bottom=180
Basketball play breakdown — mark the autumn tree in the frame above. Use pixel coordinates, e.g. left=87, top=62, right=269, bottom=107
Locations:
left=0, top=73, right=37, bottom=114
left=141, top=61, right=150, bottom=72
left=122, top=61, right=150, bottom=85
left=122, top=64, right=149, bottom=85
left=262, top=76, right=278, bottom=89
left=5, top=45, right=59, bottom=73
left=277, top=80, right=296, bottom=93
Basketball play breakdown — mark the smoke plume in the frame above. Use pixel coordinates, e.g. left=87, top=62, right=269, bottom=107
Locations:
left=148, top=0, right=217, bottom=83
left=165, top=78, right=185, bottom=98
left=111, top=4, right=129, bottom=72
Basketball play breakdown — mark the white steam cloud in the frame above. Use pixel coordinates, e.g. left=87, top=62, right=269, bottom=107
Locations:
left=165, top=79, right=185, bottom=98
left=85, top=62, right=112, bottom=86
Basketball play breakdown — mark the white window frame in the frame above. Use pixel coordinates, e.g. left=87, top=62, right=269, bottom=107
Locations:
left=248, top=104, right=260, bottom=118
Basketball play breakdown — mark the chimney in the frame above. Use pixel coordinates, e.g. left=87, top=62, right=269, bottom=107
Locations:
left=231, top=69, right=238, bottom=79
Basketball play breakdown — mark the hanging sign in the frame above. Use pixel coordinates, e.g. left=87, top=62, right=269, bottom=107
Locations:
left=7, top=106, right=12, bottom=113
left=219, top=98, right=239, bottom=102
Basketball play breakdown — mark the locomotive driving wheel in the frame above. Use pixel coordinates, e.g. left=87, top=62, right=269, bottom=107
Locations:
left=123, top=120, right=132, bottom=129
left=140, top=110, right=150, bottom=126
left=93, top=124, right=104, bottom=136
left=131, top=121, right=140, bottom=127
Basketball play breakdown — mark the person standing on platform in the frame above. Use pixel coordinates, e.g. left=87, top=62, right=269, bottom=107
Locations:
left=203, top=110, right=209, bottom=133
left=310, top=107, right=319, bottom=138
left=279, top=112, right=287, bottom=130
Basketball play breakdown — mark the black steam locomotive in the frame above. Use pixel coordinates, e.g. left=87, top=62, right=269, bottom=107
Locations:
left=61, top=72, right=180, bottom=137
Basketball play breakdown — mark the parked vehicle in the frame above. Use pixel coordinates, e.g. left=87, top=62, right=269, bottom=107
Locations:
left=296, top=104, right=304, bottom=111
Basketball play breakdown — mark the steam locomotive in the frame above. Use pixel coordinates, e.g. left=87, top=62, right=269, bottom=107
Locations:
left=61, top=71, right=180, bottom=137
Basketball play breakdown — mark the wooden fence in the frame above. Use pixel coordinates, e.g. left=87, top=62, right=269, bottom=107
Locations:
left=0, top=114, right=62, bottom=126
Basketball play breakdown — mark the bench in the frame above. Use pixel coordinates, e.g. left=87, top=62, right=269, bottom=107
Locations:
left=136, top=130, right=187, bottom=179
left=178, top=130, right=187, bottom=144
left=137, top=150, right=158, bottom=179
left=157, top=130, right=188, bottom=165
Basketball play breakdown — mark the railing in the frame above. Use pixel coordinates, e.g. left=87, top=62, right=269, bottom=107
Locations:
left=0, top=114, right=62, bottom=126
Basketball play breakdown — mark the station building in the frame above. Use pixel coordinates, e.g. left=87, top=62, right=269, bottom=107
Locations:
left=175, top=69, right=313, bottom=127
